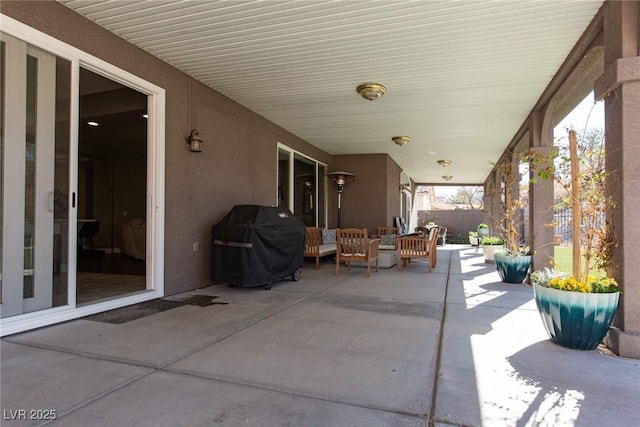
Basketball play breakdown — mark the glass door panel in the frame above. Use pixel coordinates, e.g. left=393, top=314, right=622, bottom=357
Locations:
left=1, top=34, right=70, bottom=317
left=317, top=164, right=326, bottom=227
left=76, top=68, right=148, bottom=305
left=293, top=153, right=315, bottom=226
left=277, top=148, right=290, bottom=209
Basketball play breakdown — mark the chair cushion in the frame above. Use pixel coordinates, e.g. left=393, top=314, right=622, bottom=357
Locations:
left=380, top=234, right=396, bottom=246
left=318, top=243, right=336, bottom=255
left=322, top=228, right=337, bottom=244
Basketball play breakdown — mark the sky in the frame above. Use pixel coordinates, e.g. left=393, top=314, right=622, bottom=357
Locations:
left=554, top=91, right=605, bottom=140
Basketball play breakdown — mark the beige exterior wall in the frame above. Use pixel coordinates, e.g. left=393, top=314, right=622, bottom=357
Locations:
left=329, top=154, right=403, bottom=235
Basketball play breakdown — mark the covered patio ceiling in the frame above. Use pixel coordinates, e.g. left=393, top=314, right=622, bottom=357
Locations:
left=58, top=0, right=604, bottom=184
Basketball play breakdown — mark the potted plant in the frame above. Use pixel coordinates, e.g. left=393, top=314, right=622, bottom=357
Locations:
left=488, top=156, right=532, bottom=282
left=481, top=236, right=504, bottom=263
left=468, top=231, right=479, bottom=246
left=528, top=129, right=621, bottom=350
left=530, top=268, right=620, bottom=350
left=476, top=223, right=489, bottom=237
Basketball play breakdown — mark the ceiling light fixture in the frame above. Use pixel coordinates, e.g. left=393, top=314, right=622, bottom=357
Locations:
left=356, top=82, right=387, bottom=101
left=442, top=175, right=453, bottom=181
left=392, top=136, right=411, bottom=146
left=437, top=159, right=452, bottom=167
left=87, top=121, right=99, bottom=127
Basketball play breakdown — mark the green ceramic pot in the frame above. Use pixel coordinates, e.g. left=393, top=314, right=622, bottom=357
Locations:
left=533, top=283, right=619, bottom=350
left=494, top=253, right=531, bottom=283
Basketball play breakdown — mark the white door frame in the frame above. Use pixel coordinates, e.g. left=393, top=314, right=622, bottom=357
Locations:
left=0, top=15, right=166, bottom=336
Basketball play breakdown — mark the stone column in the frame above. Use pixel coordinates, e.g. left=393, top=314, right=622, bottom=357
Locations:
left=528, top=110, right=555, bottom=272
left=594, top=0, right=640, bottom=358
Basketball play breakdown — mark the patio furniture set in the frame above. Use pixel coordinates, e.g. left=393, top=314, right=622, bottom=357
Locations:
left=304, top=226, right=440, bottom=276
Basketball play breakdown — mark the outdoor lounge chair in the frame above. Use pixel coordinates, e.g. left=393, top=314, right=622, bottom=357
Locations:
left=397, top=227, right=439, bottom=272
left=376, top=226, right=400, bottom=250
left=304, top=227, right=337, bottom=269
left=335, top=228, right=379, bottom=277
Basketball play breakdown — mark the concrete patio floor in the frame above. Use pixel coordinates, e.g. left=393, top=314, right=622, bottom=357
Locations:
left=2, top=246, right=639, bottom=426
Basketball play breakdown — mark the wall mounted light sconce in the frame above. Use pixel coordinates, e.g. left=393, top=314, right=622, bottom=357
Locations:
left=437, top=159, right=452, bottom=167
left=356, top=82, right=387, bottom=101
left=185, top=129, right=203, bottom=152
left=327, top=171, right=355, bottom=228
left=392, top=136, right=411, bottom=146
left=442, top=175, right=453, bottom=181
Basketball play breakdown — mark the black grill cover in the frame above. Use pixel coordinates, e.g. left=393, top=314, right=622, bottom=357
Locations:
left=211, top=205, right=306, bottom=286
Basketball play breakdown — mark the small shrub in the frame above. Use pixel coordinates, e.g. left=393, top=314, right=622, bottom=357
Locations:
left=481, top=236, right=504, bottom=245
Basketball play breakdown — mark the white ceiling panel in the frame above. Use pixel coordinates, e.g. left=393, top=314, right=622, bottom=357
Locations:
left=59, top=0, right=604, bottom=183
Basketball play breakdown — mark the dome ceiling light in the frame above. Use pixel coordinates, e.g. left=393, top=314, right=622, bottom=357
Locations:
left=437, top=159, right=452, bottom=167
left=392, top=136, right=411, bottom=146
left=356, top=83, right=387, bottom=101
left=442, top=175, right=453, bottom=181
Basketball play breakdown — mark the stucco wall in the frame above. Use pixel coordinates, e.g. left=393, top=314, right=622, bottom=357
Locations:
left=418, top=210, right=484, bottom=236
left=330, top=154, right=402, bottom=235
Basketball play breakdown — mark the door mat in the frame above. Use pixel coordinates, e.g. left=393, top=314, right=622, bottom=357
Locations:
left=177, top=294, right=229, bottom=307
left=83, top=296, right=228, bottom=324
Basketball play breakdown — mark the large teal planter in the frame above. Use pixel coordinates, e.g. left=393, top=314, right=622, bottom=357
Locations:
left=533, top=283, right=619, bottom=350
left=494, top=253, right=531, bottom=283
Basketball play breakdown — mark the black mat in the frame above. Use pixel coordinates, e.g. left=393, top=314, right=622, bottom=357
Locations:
left=179, top=295, right=229, bottom=307
left=83, top=295, right=227, bottom=324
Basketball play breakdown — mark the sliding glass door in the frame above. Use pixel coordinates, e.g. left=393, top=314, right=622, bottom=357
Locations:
left=1, top=20, right=165, bottom=335
left=277, top=145, right=326, bottom=227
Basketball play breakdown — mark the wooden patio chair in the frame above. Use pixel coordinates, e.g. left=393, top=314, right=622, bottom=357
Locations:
left=336, top=228, right=379, bottom=277
left=377, top=226, right=399, bottom=236
left=397, top=227, right=439, bottom=272
left=414, top=226, right=429, bottom=235
left=377, top=226, right=400, bottom=250
left=304, top=227, right=336, bottom=270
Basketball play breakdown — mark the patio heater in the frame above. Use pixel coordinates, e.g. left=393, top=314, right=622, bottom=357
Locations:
left=327, top=171, right=355, bottom=228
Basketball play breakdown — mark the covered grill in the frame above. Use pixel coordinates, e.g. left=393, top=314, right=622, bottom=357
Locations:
left=211, top=205, right=306, bottom=289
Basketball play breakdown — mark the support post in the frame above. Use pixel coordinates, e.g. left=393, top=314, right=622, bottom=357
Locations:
left=568, top=130, right=582, bottom=280
left=594, top=0, right=640, bottom=358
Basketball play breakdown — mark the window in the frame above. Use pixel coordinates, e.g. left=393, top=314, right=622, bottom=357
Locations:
left=276, top=144, right=326, bottom=227
left=400, top=171, right=412, bottom=230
